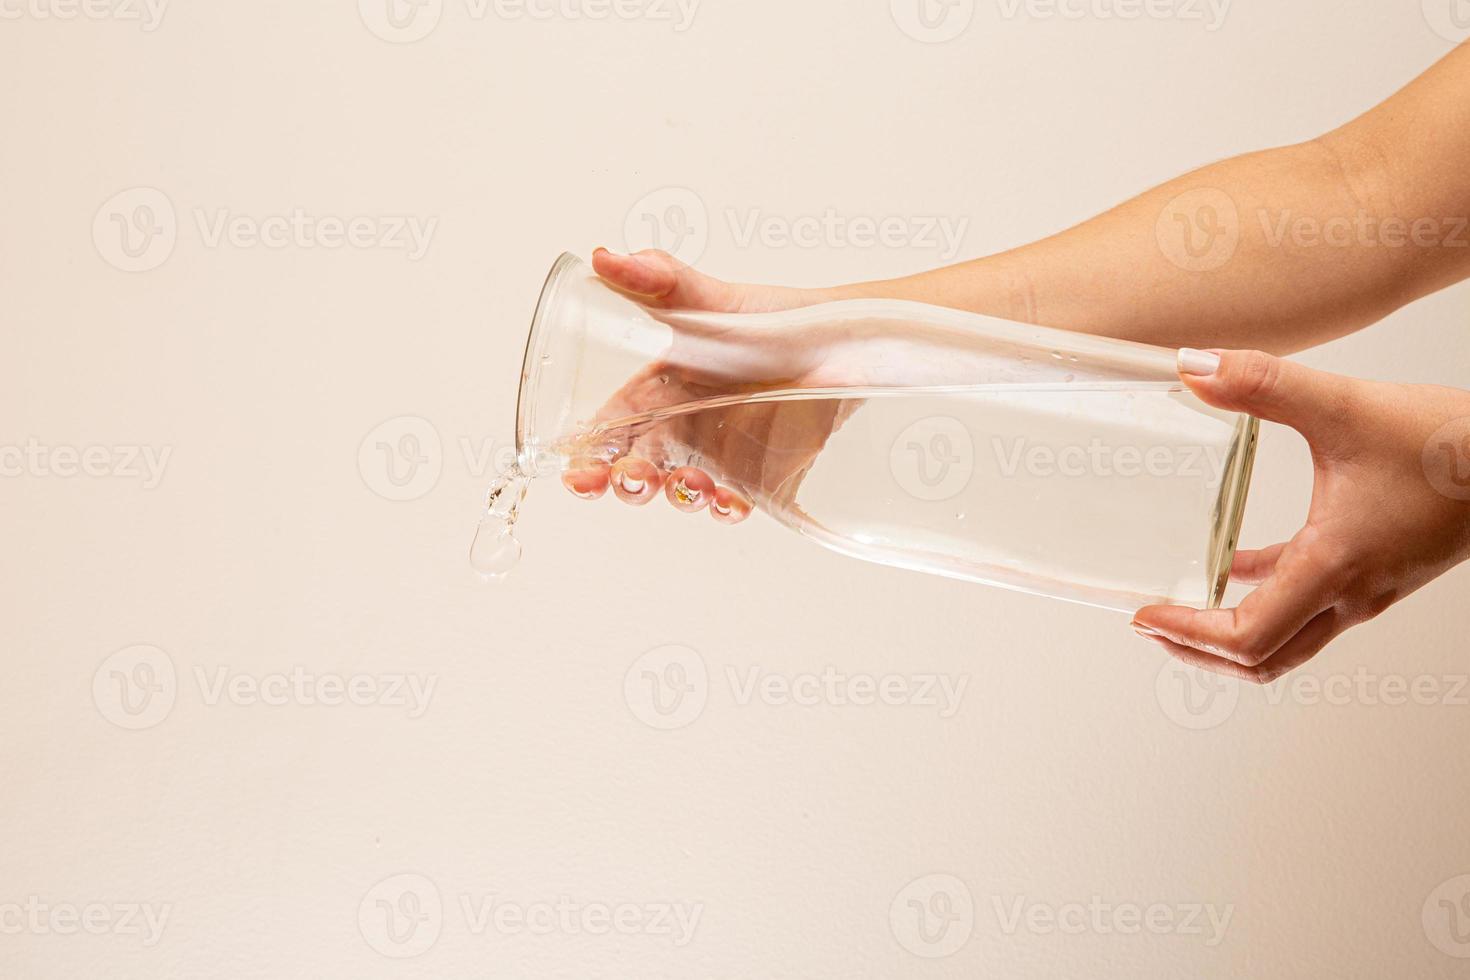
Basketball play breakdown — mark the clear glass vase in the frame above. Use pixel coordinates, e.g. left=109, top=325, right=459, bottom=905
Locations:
left=503, top=252, right=1258, bottom=613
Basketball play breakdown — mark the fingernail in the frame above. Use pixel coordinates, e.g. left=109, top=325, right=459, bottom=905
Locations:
left=1178, top=348, right=1221, bottom=376
left=620, top=475, right=646, bottom=494
left=671, top=479, right=701, bottom=505
left=1131, top=622, right=1162, bottom=638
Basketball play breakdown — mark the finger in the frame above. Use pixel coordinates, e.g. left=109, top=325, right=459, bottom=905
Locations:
left=1133, top=545, right=1339, bottom=667
left=710, top=486, right=754, bottom=525
left=665, top=466, right=716, bottom=513
left=561, top=458, right=610, bottom=500
left=610, top=456, right=663, bottom=506
left=592, top=247, right=680, bottom=299
left=1176, top=348, right=1359, bottom=454
left=592, top=247, right=742, bottom=311
left=1230, top=543, right=1288, bottom=585
left=1141, top=607, right=1344, bottom=685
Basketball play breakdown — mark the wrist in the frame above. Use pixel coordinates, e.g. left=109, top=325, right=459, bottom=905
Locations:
left=805, top=256, right=1036, bottom=321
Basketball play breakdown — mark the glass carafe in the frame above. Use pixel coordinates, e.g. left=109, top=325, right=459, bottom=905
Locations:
left=505, top=252, right=1258, bottom=613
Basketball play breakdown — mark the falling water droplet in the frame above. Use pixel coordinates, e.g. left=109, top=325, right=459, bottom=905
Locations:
left=470, top=519, right=522, bottom=579
left=470, top=467, right=530, bottom=581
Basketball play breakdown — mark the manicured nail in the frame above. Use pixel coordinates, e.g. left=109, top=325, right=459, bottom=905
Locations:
left=1131, top=622, right=1162, bottom=639
left=665, top=467, right=714, bottom=511
left=1178, top=348, right=1221, bottom=376
left=620, top=475, right=646, bottom=495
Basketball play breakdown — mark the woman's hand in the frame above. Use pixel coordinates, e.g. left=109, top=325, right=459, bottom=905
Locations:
left=561, top=248, right=854, bottom=523
left=1132, top=349, right=1470, bottom=683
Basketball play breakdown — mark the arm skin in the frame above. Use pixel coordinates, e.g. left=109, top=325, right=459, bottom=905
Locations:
left=830, top=43, right=1470, bottom=353
left=584, top=43, right=1470, bottom=682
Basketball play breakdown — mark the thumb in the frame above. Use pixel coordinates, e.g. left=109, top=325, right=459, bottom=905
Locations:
left=1176, top=347, right=1356, bottom=443
left=591, top=247, right=742, bottom=312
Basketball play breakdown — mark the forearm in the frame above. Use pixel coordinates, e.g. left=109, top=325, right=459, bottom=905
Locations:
left=827, top=46, right=1470, bottom=353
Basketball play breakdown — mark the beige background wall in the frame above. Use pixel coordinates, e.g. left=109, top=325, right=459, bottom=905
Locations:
left=3, top=1, right=1470, bottom=977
